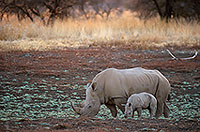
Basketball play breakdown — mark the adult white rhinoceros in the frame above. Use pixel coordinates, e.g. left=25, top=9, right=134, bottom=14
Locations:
left=72, top=67, right=171, bottom=118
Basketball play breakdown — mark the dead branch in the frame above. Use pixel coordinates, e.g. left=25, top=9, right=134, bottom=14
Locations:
left=166, top=49, right=198, bottom=60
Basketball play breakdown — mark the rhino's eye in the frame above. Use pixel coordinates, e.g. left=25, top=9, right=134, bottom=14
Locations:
left=88, top=105, right=92, bottom=108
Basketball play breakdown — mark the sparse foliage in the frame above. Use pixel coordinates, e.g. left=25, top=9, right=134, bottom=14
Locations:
left=43, top=0, right=77, bottom=25
left=135, top=0, right=200, bottom=22
left=0, top=0, right=123, bottom=23
left=0, top=0, right=77, bottom=25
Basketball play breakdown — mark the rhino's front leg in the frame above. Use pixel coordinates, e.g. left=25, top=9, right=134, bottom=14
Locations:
left=105, top=104, right=117, bottom=117
left=137, top=107, right=142, bottom=119
left=132, top=110, right=135, bottom=118
left=163, top=102, right=170, bottom=118
left=114, top=98, right=126, bottom=113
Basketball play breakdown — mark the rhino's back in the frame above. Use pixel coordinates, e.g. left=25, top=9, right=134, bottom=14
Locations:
left=97, top=67, right=169, bottom=100
left=129, top=92, right=153, bottom=108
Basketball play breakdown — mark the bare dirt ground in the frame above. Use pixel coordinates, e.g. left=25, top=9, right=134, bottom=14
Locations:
left=0, top=46, right=200, bottom=131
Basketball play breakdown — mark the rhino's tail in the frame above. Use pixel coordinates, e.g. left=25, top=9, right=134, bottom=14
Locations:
left=167, top=94, right=170, bottom=101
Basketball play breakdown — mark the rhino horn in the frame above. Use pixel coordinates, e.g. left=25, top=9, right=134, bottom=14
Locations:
left=70, top=101, right=81, bottom=115
left=80, top=101, right=85, bottom=108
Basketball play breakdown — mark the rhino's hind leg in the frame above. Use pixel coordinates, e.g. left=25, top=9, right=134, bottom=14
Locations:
left=155, top=100, right=164, bottom=118
left=105, top=104, right=117, bottom=117
left=149, top=99, right=157, bottom=118
left=149, top=106, right=156, bottom=119
left=163, top=102, right=170, bottom=118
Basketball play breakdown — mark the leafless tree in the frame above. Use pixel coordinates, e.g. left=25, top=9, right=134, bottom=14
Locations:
left=76, top=0, right=90, bottom=19
left=42, top=0, right=77, bottom=25
left=0, top=0, right=34, bottom=22
left=88, top=0, right=119, bottom=19
left=135, top=0, right=200, bottom=22
left=0, top=0, right=78, bottom=25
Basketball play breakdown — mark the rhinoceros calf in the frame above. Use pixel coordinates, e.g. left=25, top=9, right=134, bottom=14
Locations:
left=124, top=92, right=157, bottom=119
left=72, top=67, right=171, bottom=118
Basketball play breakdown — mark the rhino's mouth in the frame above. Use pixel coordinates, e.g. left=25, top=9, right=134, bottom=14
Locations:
left=71, top=101, right=100, bottom=117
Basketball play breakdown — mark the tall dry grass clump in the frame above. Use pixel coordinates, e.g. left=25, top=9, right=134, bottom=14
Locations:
left=0, top=11, right=200, bottom=51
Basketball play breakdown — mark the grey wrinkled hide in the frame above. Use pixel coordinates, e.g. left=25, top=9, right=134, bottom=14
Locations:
left=77, top=67, right=171, bottom=118
left=124, top=92, right=157, bottom=119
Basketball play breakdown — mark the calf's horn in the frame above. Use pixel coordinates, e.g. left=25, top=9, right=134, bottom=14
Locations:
left=70, top=101, right=81, bottom=115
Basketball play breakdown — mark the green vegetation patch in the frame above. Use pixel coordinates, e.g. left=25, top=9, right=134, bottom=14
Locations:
left=0, top=77, right=200, bottom=121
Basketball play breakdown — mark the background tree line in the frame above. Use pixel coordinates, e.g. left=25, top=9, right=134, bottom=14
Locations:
left=0, top=0, right=123, bottom=25
left=135, top=0, right=200, bottom=22
left=0, top=0, right=200, bottom=25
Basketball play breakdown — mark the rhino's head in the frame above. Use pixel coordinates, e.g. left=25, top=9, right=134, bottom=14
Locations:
left=72, top=82, right=101, bottom=117
left=124, top=102, right=134, bottom=118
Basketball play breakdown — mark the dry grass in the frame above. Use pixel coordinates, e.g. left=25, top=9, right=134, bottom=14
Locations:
left=0, top=11, right=200, bottom=51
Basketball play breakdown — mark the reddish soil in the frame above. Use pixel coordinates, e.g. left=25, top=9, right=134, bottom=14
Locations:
left=0, top=47, right=199, bottom=131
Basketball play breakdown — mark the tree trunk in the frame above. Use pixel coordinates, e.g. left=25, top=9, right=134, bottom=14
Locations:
left=165, top=0, right=173, bottom=23
left=152, top=0, right=163, bottom=19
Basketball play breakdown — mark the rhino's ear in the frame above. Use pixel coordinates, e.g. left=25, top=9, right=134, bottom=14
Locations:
left=86, top=83, right=91, bottom=88
left=121, top=104, right=126, bottom=107
left=91, top=81, right=97, bottom=91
